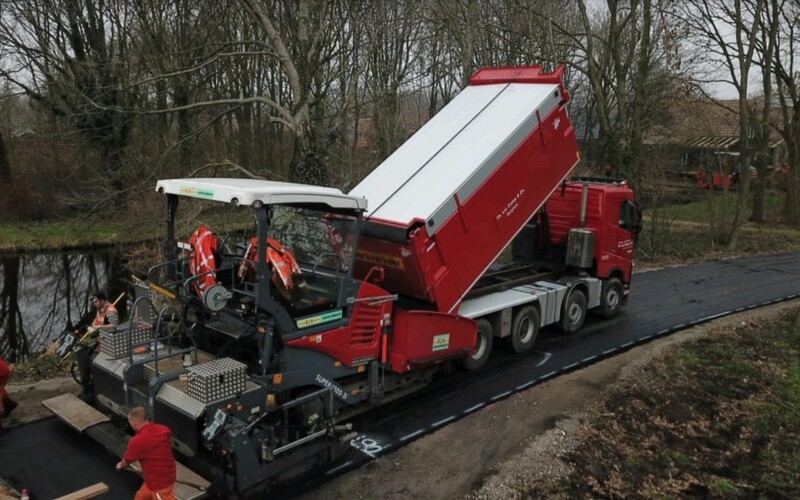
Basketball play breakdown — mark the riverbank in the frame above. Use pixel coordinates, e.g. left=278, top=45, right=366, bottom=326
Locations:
left=2, top=190, right=799, bottom=256
left=0, top=219, right=158, bottom=253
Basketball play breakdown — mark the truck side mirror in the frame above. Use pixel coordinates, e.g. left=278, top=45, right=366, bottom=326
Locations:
left=365, top=266, right=385, bottom=284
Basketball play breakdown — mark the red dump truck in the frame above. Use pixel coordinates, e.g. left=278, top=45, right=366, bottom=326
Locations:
left=49, top=66, right=641, bottom=497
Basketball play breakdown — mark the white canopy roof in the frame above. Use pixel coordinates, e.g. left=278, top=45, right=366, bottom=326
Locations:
left=156, top=178, right=367, bottom=211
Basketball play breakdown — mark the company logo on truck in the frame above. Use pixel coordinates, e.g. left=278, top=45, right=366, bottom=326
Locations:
left=356, top=250, right=406, bottom=270
left=179, top=186, right=214, bottom=199
left=497, top=188, right=526, bottom=221
left=296, top=309, right=343, bottom=329
left=618, top=239, right=634, bottom=250
left=432, top=333, right=450, bottom=351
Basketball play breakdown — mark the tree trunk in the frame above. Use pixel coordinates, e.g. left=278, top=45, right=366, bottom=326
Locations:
left=236, top=106, right=252, bottom=172
left=751, top=154, right=766, bottom=223
left=0, top=256, right=26, bottom=361
left=175, top=85, right=193, bottom=170
left=0, top=130, right=11, bottom=182
left=104, top=128, right=131, bottom=206
left=727, top=106, right=752, bottom=250
left=290, top=122, right=327, bottom=186
left=783, top=123, right=800, bottom=223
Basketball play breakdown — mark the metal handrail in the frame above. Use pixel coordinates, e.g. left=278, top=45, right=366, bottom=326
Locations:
left=127, top=295, right=159, bottom=364
left=147, top=256, right=191, bottom=286
left=151, top=305, right=182, bottom=378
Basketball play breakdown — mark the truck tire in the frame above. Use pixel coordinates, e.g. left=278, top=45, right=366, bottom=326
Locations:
left=464, top=319, right=493, bottom=371
left=560, top=289, right=587, bottom=334
left=504, top=305, right=540, bottom=354
left=598, top=277, right=623, bottom=318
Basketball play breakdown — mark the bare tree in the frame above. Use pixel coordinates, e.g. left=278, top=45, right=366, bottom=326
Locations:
left=431, top=0, right=487, bottom=87
left=750, top=0, right=781, bottom=223
left=326, top=10, right=368, bottom=187
left=240, top=0, right=355, bottom=186
left=132, top=0, right=230, bottom=168
left=678, top=0, right=765, bottom=249
left=361, top=1, right=425, bottom=159
left=772, top=0, right=800, bottom=222
left=574, top=0, right=664, bottom=181
left=0, top=0, right=141, bottom=203
left=0, top=130, right=10, bottom=182
left=513, top=0, right=582, bottom=72
left=421, top=18, right=460, bottom=118
left=0, top=257, right=26, bottom=360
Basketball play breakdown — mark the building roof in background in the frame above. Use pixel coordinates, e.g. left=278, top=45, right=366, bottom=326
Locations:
left=646, top=98, right=785, bottom=149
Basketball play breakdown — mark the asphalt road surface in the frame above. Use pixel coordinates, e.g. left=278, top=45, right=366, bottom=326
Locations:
left=0, top=417, right=142, bottom=498
left=2, top=252, right=799, bottom=499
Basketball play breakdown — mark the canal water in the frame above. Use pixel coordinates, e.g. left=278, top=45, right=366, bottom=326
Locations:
left=0, top=249, right=131, bottom=361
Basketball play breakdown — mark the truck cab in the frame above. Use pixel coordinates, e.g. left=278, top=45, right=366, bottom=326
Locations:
left=545, top=178, right=641, bottom=301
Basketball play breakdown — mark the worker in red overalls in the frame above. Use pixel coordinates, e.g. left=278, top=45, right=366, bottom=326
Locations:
left=116, top=406, right=177, bottom=500
left=90, top=291, right=119, bottom=330
left=0, top=357, right=18, bottom=428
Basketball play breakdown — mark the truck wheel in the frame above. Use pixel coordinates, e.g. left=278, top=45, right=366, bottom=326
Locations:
left=464, top=319, right=493, bottom=371
left=504, top=306, right=540, bottom=354
left=560, top=289, right=587, bottom=334
left=599, top=278, right=623, bottom=318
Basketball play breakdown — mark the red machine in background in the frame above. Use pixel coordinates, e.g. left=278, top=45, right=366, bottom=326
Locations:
left=693, top=167, right=758, bottom=189
left=683, top=154, right=757, bottom=190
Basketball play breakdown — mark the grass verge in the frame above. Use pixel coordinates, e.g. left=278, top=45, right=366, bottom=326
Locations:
left=0, top=219, right=159, bottom=253
left=525, top=308, right=800, bottom=498
left=638, top=211, right=800, bottom=269
left=668, top=190, right=789, bottom=224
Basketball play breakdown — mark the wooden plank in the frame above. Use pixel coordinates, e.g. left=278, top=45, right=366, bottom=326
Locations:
left=43, top=394, right=209, bottom=499
left=41, top=394, right=109, bottom=432
left=54, top=482, right=109, bottom=500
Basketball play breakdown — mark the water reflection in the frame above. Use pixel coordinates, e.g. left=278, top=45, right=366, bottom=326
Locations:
left=0, top=249, right=129, bottom=361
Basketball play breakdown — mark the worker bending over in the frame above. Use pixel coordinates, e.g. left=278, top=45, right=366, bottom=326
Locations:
left=117, top=406, right=177, bottom=500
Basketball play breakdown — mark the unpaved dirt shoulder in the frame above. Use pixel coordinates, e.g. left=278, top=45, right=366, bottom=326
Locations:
left=3, top=376, right=80, bottom=428
left=306, top=300, right=800, bottom=500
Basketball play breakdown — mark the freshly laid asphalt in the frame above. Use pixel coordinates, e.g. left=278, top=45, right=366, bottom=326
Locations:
left=0, top=417, right=141, bottom=498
